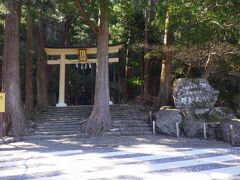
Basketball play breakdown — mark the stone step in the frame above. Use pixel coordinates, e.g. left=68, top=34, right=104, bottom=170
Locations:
left=34, top=130, right=81, bottom=135
left=112, top=125, right=150, bottom=129
left=37, top=112, right=91, bottom=115
left=37, top=111, right=148, bottom=115
left=37, top=110, right=146, bottom=114
left=109, top=127, right=152, bottom=132
left=35, top=126, right=151, bottom=132
left=35, top=125, right=81, bottom=129
left=103, top=131, right=153, bottom=136
left=37, top=113, right=146, bottom=116
left=35, top=123, right=82, bottom=128
left=35, top=121, right=149, bottom=128
left=36, top=119, right=84, bottom=123
left=36, top=118, right=146, bottom=122
left=23, top=134, right=88, bottom=140
left=29, top=104, right=152, bottom=138
left=36, top=116, right=147, bottom=120
left=37, top=114, right=88, bottom=117
left=112, top=120, right=148, bottom=124
left=35, top=122, right=83, bottom=127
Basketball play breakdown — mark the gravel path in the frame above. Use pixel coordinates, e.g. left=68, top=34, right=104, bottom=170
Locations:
left=0, top=135, right=240, bottom=180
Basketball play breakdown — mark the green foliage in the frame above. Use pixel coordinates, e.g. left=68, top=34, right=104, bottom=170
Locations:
left=0, top=3, right=7, bottom=15
left=1, top=0, right=240, bottom=107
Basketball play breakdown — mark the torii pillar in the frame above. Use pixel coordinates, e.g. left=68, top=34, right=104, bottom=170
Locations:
left=57, top=54, right=67, bottom=107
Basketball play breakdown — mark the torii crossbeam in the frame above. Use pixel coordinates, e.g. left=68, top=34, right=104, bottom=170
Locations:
left=45, top=44, right=122, bottom=107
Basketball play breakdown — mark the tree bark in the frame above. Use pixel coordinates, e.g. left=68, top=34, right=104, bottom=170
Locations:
left=143, top=3, right=149, bottom=101
left=2, top=0, right=25, bottom=137
left=25, top=1, right=34, bottom=119
left=84, top=0, right=112, bottom=135
left=123, top=30, right=131, bottom=102
left=143, top=0, right=155, bottom=102
left=36, top=21, right=49, bottom=107
left=158, top=9, right=172, bottom=106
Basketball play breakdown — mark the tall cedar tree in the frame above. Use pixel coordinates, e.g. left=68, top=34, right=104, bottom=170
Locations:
left=25, top=0, right=34, bottom=118
left=159, top=9, right=172, bottom=106
left=36, top=21, right=49, bottom=107
left=2, top=0, right=25, bottom=137
left=143, top=0, right=155, bottom=101
left=75, top=0, right=112, bottom=135
left=143, top=1, right=150, bottom=101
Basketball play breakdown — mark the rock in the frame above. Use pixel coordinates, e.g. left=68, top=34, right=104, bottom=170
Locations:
left=207, top=107, right=236, bottom=122
left=155, top=109, right=183, bottom=136
left=0, top=139, right=4, bottom=145
left=217, top=119, right=240, bottom=146
left=160, top=106, right=174, bottom=110
left=173, top=78, right=219, bottom=109
left=194, top=108, right=211, bottom=119
left=205, top=123, right=219, bottom=139
left=182, top=109, right=204, bottom=138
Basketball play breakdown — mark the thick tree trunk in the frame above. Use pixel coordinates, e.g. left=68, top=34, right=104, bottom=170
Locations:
left=143, top=5, right=149, bottom=101
left=159, top=52, right=172, bottom=105
left=85, top=0, right=111, bottom=135
left=2, top=0, right=25, bottom=137
left=143, top=0, right=155, bottom=102
left=91, top=64, right=95, bottom=104
left=36, top=21, right=49, bottom=107
left=159, top=9, right=172, bottom=106
left=25, top=2, right=34, bottom=119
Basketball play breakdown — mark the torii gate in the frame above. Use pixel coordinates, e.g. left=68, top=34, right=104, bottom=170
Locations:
left=45, top=44, right=122, bottom=107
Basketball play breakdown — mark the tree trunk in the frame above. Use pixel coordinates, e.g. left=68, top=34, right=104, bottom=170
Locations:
left=158, top=9, right=172, bottom=106
left=85, top=0, right=111, bottom=135
left=143, top=3, right=149, bottom=101
left=123, top=30, right=131, bottom=102
left=91, top=64, right=95, bottom=104
left=2, top=0, right=25, bottom=137
left=143, top=0, right=155, bottom=102
left=36, top=21, right=49, bottom=107
left=25, top=1, right=34, bottom=119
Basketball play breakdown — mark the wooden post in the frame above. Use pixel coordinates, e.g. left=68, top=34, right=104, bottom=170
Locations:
left=0, top=113, right=4, bottom=137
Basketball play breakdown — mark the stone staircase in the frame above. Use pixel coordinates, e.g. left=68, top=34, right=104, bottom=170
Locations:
left=24, top=104, right=152, bottom=140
